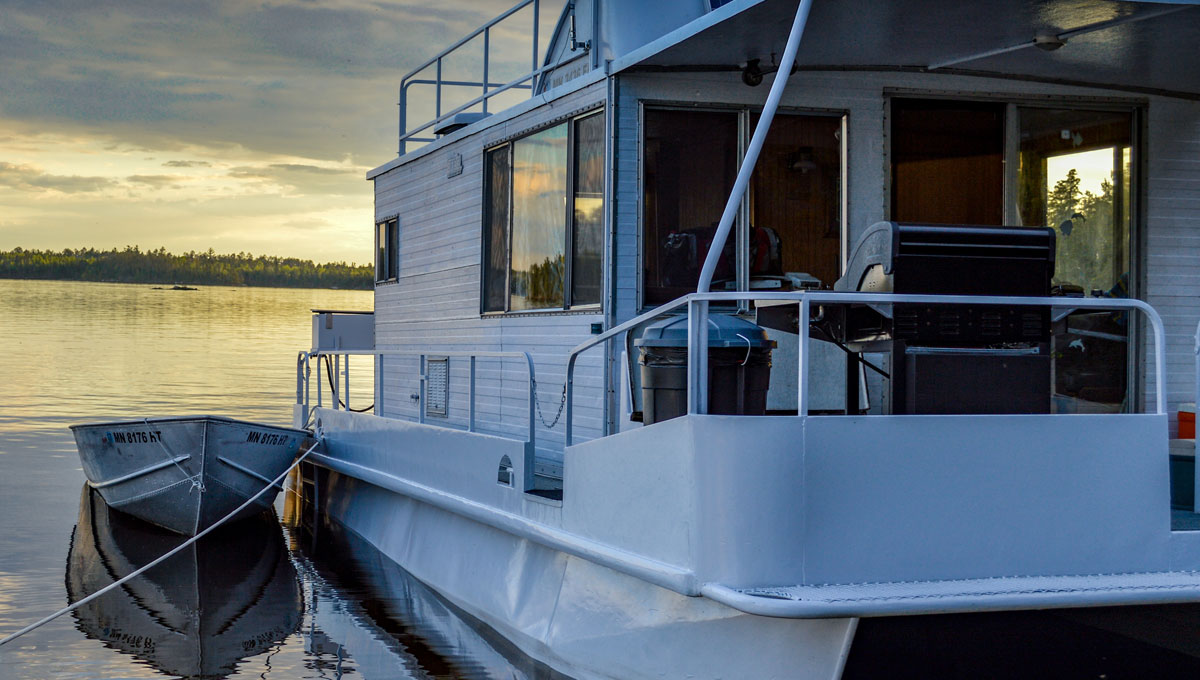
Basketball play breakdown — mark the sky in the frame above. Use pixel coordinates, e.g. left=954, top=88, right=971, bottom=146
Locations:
left=0, top=0, right=540, bottom=265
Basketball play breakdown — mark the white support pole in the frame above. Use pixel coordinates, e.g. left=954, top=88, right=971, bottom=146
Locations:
left=798, top=297, right=811, bottom=416
left=696, top=0, right=814, bottom=293
left=688, top=298, right=710, bottom=414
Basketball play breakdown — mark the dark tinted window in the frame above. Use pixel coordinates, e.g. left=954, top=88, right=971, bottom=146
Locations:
left=482, top=146, right=510, bottom=312
left=571, top=113, right=604, bottom=306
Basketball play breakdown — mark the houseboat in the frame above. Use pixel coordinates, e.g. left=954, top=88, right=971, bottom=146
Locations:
left=293, top=0, right=1200, bottom=677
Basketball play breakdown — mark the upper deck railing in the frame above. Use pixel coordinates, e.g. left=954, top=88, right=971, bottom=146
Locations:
left=399, top=0, right=543, bottom=155
left=398, top=0, right=598, bottom=155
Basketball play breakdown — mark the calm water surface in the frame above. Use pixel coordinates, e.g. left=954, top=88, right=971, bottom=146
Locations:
left=8, top=279, right=1200, bottom=679
left=0, top=279, right=539, bottom=679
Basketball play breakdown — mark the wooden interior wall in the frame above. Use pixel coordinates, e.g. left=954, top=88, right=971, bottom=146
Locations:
left=750, top=113, right=843, bottom=287
left=891, top=99, right=1005, bottom=226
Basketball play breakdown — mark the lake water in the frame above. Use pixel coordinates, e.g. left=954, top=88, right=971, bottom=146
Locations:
left=6, top=278, right=1200, bottom=679
left=0, top=278, right=544, bottom=679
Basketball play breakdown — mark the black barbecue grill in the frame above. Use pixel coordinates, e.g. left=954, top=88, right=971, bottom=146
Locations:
left=827, top=221, right=1057, bottom=415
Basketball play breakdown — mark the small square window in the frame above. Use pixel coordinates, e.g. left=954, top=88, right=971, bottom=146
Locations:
left=376, top=217, right=399, bottom=282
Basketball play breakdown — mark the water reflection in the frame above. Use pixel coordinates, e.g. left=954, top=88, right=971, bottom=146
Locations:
left=283, top=484, right=567, bottom=679
left=66, top=486, right=303, bottom=678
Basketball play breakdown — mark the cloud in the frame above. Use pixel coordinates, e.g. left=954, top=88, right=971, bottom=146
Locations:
left=126, top=174, right=184, bottom=187
left=0, top=161, right=117, bottom=193
left=283, top=216, right=333, bottom=232
left=0, top=0, right=539, bottom=163
left=0, top=0, right=547, bottom=263
left=225, top=162, right=366, bottom=195
left=268, top=163, right=347, bottom=175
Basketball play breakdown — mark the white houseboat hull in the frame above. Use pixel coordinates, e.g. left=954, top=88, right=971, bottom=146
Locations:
left=305, top=408, right=858, bottom=680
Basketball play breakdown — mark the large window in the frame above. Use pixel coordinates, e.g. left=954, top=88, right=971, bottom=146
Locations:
left=642, top=108, right=844, bottom=307
left=889, top=97, right=1137, bottom=412
left=375, top=217, right=398, bottom=282
left=482, top=111, right=604, bottom=312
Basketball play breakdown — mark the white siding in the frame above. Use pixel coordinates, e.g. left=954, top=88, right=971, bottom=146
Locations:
left=374, top=81, right=608, bottom=464
left=1145, top=98, right=1200, bottom=432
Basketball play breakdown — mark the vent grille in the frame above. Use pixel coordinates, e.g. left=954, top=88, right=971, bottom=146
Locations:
left=426, top=357, right=449, bottom=417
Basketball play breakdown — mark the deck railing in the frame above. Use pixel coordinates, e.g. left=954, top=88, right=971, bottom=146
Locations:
left=564, top=291, right=1167, bottom=446
left=398, top=0, right=598, bottom=155
left=297, top=349, right=538, bottom=448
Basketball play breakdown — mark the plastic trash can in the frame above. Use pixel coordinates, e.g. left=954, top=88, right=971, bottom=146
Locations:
left=635, top=314, right=775, bottom=424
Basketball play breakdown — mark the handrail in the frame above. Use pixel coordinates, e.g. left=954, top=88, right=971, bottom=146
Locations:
left=299, top=349, right=538, bottom=449
left=400, top=58, right=574, bottom=153
left=398, top=0, right=543, bottom=155
left=564, top=291, right=1168, bottom=446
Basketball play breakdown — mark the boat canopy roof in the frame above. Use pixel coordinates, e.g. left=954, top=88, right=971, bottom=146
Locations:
left=614, top=0, right=1200, bottom=99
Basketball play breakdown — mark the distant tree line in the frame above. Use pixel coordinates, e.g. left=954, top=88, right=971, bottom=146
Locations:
left=0, top=246, right=372, bottom=289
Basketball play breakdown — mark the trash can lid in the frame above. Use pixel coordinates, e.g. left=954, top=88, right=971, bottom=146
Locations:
left=635, top=314, right=775, bottom=348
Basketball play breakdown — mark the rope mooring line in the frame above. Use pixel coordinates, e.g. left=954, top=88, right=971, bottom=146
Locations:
left=0, top=436, right=323, bottom=647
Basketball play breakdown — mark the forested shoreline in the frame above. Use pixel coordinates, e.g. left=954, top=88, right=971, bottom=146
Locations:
left=0, top=246, right=372, bottom=289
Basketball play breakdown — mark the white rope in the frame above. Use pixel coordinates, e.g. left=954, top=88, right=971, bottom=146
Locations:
left=0, top=436, right=323, bottom=647
left=144, top=417, right=204, bottom=493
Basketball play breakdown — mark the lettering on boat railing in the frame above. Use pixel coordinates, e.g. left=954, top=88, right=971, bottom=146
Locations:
left=245, top=431, right=292, bottom=446
left=107, top=430, right=163, bottom=444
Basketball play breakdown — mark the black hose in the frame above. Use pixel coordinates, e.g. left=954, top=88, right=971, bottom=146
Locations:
left=322, top=354, right=375, bottom=413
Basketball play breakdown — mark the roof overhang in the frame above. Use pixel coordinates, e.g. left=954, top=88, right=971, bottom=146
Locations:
left=612, top=0, right=1200, bottom=100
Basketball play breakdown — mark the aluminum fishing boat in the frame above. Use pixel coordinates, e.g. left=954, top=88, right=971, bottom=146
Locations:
left=71, top=415, right=308, bottom=536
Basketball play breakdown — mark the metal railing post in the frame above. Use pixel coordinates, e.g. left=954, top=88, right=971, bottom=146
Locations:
left=399, top=81, right=407, bottom=155
left=316, top=353, right=323, bottom=408
left=304, top=353, right=311, bottom=411
left=798, top=296, right=811, bottom=416
left=435, top=58, right=443, bottom=122
left=688, top=297, right=709, bottom=414
left=333, top=354, right=341, bottom=411
left=469, top=356, right=477, bottom=432
left=419, top=354, right=427, bottom=424
left=378, top=354, right=385, bottom=416
left=344, top=353, right=351, bottom=410
left=532, top=0, right=540, bottom=79
left=525, top=352, right=537, bottom=449
left=565, top=353, right=576, bottom=446
left=296, top=352, right=305, bottom=406
left=482, top=29, right=490, bottom=115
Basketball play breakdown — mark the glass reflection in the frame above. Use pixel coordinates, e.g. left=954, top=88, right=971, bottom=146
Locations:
left=1018, top=107, right=1133, bottom=412
left=510, top=125, right=568, bottom=311
left=571, top=113, right=604, bottom=306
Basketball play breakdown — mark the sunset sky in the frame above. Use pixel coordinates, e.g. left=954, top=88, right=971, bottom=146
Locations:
left=0, top=0, right=541, bottom=265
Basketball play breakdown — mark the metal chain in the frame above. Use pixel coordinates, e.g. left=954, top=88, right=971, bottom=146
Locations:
left=531, top=377, right=567, bottom=429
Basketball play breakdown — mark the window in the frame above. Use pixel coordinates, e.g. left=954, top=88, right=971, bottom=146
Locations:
left=889, top=97, right=1137, bottom=412
left=891, top=99, right=1005, bottom=225
left=642, top=108, right=844, bottom=307
left=375, top=217, right=398, bottom=282
left=482, top=111, right=604, bottom=313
